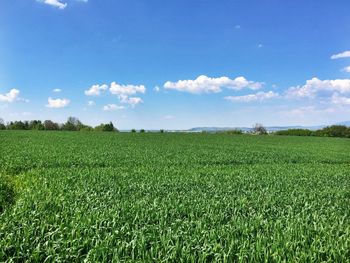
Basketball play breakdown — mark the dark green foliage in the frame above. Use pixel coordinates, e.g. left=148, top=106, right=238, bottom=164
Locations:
left=43, top=120, right=60, bottom=130
left=275, top=129, right=314, bottom=136
left=61, top=117, right=82, bottom=131
left=315, top=125, right=350, bottom=138
left=160, top=129, right=164, bottom=133
left=0, top=118, right=6, bottom=130
left=140, top=129, right=145, bottom=133
left=0, top=132, right=349, bottom=261
left=7, top=121, right=29, bottom=130
left=94, top=122, right=117, bottom=132
left=131, top=129, right=136, bottom=133
left=28, top=120, right=44, bottom=130
left=224, top=129, right=243, bottom=135
left=275, top=125, right=350, bottom=138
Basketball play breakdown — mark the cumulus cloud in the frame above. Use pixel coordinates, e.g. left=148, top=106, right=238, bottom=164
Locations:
left=225, top=91, right=279, bottom=102
left=84, top=81, right=146, bottom=108
left=85, top=84, right=108, bottom=96
left=331, top=93, right=350, bottom=105
left=109, top=82, right=146, bottom=107
left=119, top=95, right=143, bottom=107
left=331, top=50, right=350, bottom=59
left=38, top=0, right=67, bottom=9
left=102, top=104, right=125, bottom=111
left=342, top=66, right=350, bottom=73
left=46, top=97, right=70, bottom=108
left=154, top=86, right=160, bottom=92
left=109, top=82, right=146, bottom=96
left=0, top=89, right=20, bottom=102
left=164, top=75, right=263, bottom=94
left=53, top=88, right=62, bottom=93
left=286, top=77, right=350, bottom=98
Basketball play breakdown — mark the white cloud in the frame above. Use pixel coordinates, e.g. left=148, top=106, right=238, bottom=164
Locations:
left=46, top=97, right=70, bottom=108
left=331, top=50, right=350, bottom=59
left=154, top=86, right=160, bottom=92
left=286, top=77, right=350, bottom=98
left=225, top=91, right=279, bottom=102
left=102, top=104, right=125, bottom=111
left=164, top=75, right=263, bottom=94
left=87, top=100, right=95, bottom=106
left=53, top=88, right=62, bottom=93
left=331, top=93, right=350, bottom=105
left=0, top=89, right=20, bottom=102
left=38, top=0, right=67, bottom=9
left=119, top=95, right=143, bottom=107
left=109, top=82, right=146, bottom=96
left=85, top=84, right=108, bottom=96
left=342, top=66, right=350, bottom=73
left=109, top=82, right=146, bottom=107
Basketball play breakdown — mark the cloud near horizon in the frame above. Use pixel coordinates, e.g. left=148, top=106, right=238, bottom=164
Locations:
left=0, top=89, right=20, bottom=103
left=164, top=75, right=264, bottom=94
left=102, top=104, right=125, bottom=111
left=286, top=77, right=350, bottom=99
left=46, top=97, right=70, bottom=108
left=225, top=91, right=279, bottom=102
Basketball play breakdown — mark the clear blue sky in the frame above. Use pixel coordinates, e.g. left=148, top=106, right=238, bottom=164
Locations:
left=1, top=0, right=350, bottom=129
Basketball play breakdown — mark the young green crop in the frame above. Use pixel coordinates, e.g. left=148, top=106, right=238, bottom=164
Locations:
left=0, top=131, right=349, bottom=262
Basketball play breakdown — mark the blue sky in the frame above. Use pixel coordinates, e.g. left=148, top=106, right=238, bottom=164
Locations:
left=1, top=0, right=350, bottom=129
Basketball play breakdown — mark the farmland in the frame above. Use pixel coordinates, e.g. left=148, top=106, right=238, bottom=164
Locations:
left=0, top=131, right=349, bottom=262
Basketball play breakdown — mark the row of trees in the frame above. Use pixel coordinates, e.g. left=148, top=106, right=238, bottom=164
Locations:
left=275, top=125, right=350, bottom=138
left=0, top=117, right=117, bottom=132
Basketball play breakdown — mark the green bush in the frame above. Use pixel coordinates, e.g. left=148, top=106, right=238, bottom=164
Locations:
left=275, top=129, right=314, bottom=136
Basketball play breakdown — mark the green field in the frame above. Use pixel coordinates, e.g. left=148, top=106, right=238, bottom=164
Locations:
left=0, top=131, right=349, bottom=262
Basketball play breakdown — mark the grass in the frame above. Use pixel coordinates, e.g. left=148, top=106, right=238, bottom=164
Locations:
left=0, top=131, right=349, bottom=262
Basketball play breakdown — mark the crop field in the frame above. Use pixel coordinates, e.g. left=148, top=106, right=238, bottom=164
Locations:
left=0, top=131, right=349, bottom=262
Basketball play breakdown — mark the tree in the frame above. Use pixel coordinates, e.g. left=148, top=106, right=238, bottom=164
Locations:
left=44, top=120, right=60, bottom=130
left=7, top=121, right=27, bottom=130
left=94, top=122, right=117, bottom=132
left=0, top=118, right=5, bottom=130
left=253, top=123, right=267, bottom=135
left=28, top=120, right=44, bottom=130
left=62, top=117, right=82, bottom=131
left=131, top=129, right=136, bottom=133
left=140, top=129, right=145, bottom=133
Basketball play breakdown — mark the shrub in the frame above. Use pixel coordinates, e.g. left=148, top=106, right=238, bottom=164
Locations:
left=225, top=129, right=243, bottom=135
left=275, top=129, right=314, bottom=136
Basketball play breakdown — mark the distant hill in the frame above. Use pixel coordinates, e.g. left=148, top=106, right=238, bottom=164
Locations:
left=187, top=121, right=350, bottom=133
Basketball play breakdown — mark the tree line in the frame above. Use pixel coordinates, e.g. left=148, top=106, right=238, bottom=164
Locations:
left=0, top=117, right=117, bottom=132
left=274, top=125, right=350, bottom=138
